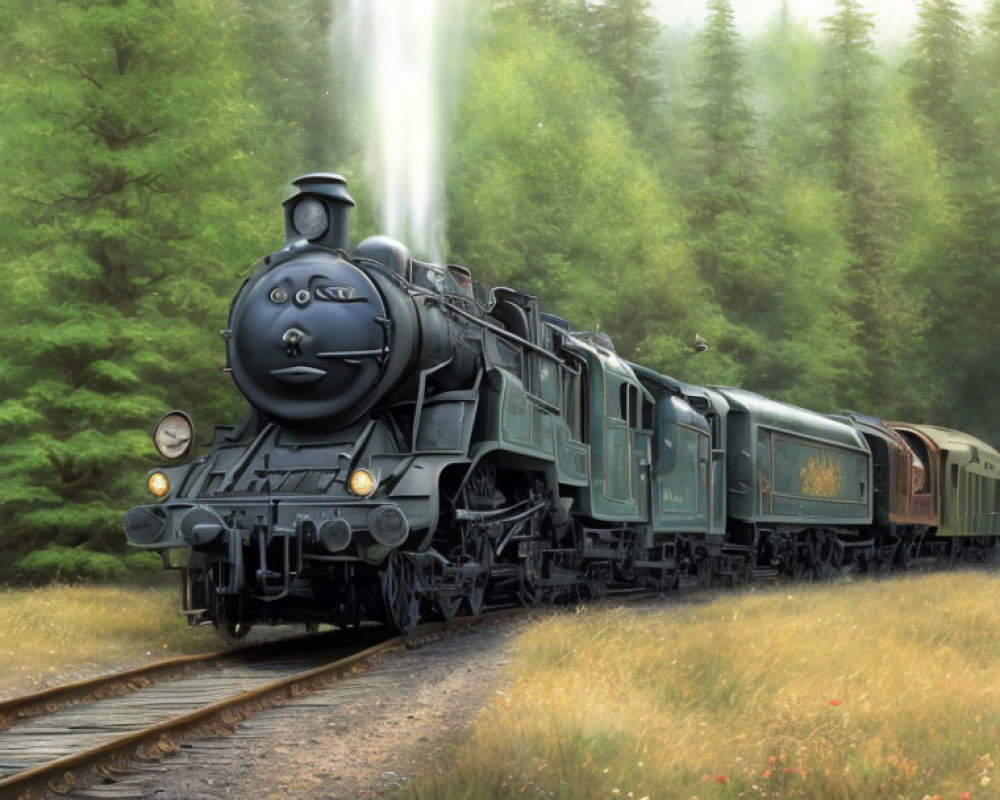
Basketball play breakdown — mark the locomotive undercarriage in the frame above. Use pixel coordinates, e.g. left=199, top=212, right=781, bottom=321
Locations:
left=892, top=526, right=999, bottom=570
left=685, top=522, right=1000, bottom=589
left=157, top=435, right=1000, bottom=637
left=174, top=481, right=1000, bottom=638
left=171, top=466, right=664, bottom=635
left=374, top=459, right=695, bottom=631
left=689, top=525, right=879, bottom=587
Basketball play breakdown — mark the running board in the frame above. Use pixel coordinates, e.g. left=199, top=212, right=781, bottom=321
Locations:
left=751, top=568, right=780, bottom=580
left=633, top=559, right=678, bottom=570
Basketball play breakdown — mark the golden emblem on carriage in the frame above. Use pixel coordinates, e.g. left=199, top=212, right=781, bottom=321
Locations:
left=799, top=453, right=844, bottom=497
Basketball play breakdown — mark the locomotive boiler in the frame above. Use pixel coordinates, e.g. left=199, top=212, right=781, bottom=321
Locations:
left=124, top=173, right=1000, bottom=639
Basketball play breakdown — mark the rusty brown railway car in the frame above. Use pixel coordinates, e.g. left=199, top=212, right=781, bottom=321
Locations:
left=839, top=414, right=938, bottom=568
left=887, top=423, right=1000, bottom=563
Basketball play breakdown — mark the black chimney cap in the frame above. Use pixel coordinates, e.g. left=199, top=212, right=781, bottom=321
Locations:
left=282, top=173, right=355, bottom=251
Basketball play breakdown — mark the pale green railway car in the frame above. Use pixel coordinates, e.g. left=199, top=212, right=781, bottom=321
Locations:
left=898, top=425, right=1000, bottom=538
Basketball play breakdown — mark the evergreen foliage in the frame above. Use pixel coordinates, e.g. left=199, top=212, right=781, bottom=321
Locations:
left=446, top=7, right=717, bottom=378
left=906, top=0, right=972, bottom=152
left=12, top=545, right=160, bottom=584
left=0, top=0, right=291, bottom=564
left=810, top=0, right=933, bottom=416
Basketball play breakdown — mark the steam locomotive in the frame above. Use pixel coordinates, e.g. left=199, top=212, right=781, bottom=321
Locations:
left=123, top=174, right=1000, bottom=638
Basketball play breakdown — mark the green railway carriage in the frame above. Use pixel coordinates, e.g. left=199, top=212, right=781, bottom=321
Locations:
left=901, top=425, right=1000, bottom=537
left=631, top=367, right=729, bottom=540
left=715, top=388, right=872, bottom=528
left=478, top=303, right=655, bottom=528
left=572, top=334, right=652, bottom=523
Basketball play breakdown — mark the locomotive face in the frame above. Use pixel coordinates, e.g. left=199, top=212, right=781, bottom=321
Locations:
left=228, top=251, right=388, bottom=426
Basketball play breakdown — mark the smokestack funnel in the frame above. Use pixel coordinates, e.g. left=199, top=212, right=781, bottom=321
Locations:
left=282, top=173, right=355, bottom=251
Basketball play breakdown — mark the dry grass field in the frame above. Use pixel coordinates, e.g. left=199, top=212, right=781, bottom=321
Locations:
left=3, top=573, right=999, bottom=799
left=0, top=584, right=218, bottom=696
left=402, top=572, right=1000, bottom=800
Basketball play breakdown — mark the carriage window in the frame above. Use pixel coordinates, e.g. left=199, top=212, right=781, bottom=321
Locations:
left=615, top=382, right=627, bottom=421
left=618, top=383, right=639, bottom=428
left=911, top=454, right=926, bottom=493
left=707, top=412, right=722, bottom=450
left=495, top=338, right=523, bottom=382
left=563, top=372, right=583, bottom=442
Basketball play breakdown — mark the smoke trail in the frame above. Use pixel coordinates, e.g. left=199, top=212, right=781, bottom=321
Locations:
left=341, top=0, right=470, bottom=263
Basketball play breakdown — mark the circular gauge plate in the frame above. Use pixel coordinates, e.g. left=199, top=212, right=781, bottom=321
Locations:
left=153, top=411, right=194, bottom=461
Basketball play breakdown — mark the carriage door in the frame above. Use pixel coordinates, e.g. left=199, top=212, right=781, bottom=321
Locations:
left=630, top=384, right=650, bottom=521
left=603, top=378, right=632, bottom=505
left=602, top=378, right=647, bottom=518
left=707, top=412, right=727, bottom=536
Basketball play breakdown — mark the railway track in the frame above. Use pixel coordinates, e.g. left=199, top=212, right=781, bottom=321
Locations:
left=0, top=611, right=522, bottom=800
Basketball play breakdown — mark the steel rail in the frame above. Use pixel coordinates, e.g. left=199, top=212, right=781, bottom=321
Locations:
left=0, top=630, right=357, bottom=730
left=0, top=609, right=525, bottom=800
left=0, top=652, right=226, bottom=731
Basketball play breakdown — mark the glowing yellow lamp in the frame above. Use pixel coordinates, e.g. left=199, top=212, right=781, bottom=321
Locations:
left=348, top=468, right=377, bottom=497
left=148, top=472, right=170, bottom=498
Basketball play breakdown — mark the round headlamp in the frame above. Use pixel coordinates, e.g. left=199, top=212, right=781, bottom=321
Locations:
left=292, top=197, right=329, bottom=240
left=148, top=472, right=170, bottom=498
left=153, top=411, right=194, bottom=461
left=348, top=468, right=378, bottom=497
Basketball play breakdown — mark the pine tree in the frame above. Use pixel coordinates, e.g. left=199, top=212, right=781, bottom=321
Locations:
left=817, top=1, right=887, bottom=402
left=579, top=0, right=663, bottom=126
left=692, top=0, right=757, bottom=220
left=819, top=0, right=879, bottom=195
left=913, top=0, right=1000, bottom=441
left=742, top=14, right=868, bottom=410
left=905, top=0, right=973, bottom=161
left=672, top=0, right=788, bottom=389
left=816, top=0, right=935, bottom=417
left=0, top=0, right=283, bottom=563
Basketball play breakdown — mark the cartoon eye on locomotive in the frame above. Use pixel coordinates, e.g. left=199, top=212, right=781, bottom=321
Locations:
left=124, top=173, right=1000, bottom=638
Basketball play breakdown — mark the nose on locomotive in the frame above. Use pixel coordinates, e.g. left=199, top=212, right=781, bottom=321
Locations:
left=281, top=326, right=307, bottom=360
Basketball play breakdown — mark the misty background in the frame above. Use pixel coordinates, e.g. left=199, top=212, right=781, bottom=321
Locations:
left=0, top=0, right=998, bottom=569
left=651, top=0, right=987, bottom=36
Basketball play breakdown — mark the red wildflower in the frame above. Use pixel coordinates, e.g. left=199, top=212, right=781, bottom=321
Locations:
left=829, top=698, right=843, bottom=706
left=961, top=792, right=972, bottom=800
left=715, top=775, right=729, bottom=785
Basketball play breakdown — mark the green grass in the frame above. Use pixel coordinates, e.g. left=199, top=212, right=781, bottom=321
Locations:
left=400, top=572, right=1000, bottom=800
left=0, top=584, right=219, bottom=696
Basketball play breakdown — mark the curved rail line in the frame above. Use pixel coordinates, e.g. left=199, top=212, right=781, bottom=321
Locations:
left=0, top=627, right=389, bottom=731
left=0, top=610, right=524, bottom=800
